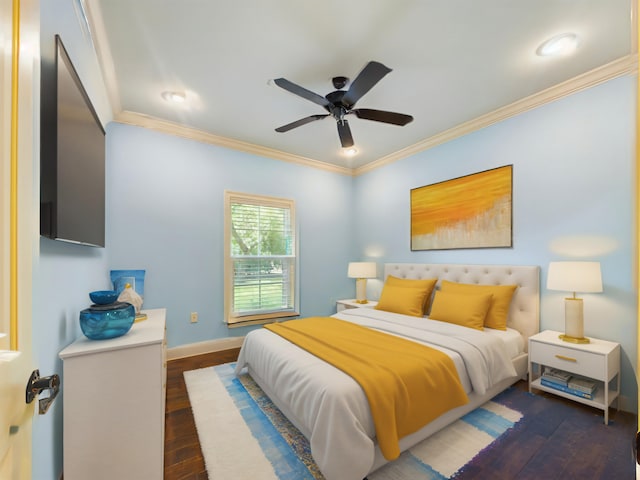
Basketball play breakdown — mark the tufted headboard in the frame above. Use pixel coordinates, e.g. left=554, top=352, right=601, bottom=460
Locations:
left=384, top=263, right=540, bottom=348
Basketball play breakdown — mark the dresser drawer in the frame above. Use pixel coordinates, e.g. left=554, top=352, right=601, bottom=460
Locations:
left=530, top=341, right=605, bottom=379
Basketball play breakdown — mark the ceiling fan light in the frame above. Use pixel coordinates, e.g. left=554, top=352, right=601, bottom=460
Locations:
left=343, top=147, right=358, bottom=156
left=161, top=90, right=186, bottom=103
left=536, top=33, right=580, bottom=57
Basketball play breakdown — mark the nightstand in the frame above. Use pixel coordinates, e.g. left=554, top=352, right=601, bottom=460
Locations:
left=336, top=299, right=378, bottom=313
left=528, top=330, right=620, bottom=424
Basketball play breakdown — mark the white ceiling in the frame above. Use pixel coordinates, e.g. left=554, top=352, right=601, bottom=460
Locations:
left=86, top=0, right=635, bottom=172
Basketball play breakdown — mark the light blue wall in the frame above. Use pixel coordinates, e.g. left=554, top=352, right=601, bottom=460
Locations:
left=34, top=2, right=114, bottom=478
left=352, top=76, right=637, bottom=410
left=106, top=123, right=355, bottom=347
left=32, top=241, right=109, bottom=479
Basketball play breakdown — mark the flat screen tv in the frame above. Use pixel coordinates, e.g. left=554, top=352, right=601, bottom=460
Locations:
left=40, top=35, right=106, bottom=247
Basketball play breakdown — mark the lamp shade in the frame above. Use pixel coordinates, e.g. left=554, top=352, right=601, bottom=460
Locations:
left=347, top=262, right=377, bottom=279
left=547, top=262, right=602, bottom=294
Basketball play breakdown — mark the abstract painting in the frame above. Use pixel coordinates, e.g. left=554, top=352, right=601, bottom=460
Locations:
left=410, top=165, right=512, bottom=250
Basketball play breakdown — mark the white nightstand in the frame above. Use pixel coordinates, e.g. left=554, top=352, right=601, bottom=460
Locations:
left=336, top=299, right=378, bottom=313
left=528, top=330, right=620, bottom=424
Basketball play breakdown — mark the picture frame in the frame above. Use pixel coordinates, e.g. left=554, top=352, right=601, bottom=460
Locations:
left=410, top=165, right=513, bottom=251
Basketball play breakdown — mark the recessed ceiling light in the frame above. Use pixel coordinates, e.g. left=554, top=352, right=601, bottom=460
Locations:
left=536, top=33, right=580, bottom=57
left=161, top=91, right=187, bottom=103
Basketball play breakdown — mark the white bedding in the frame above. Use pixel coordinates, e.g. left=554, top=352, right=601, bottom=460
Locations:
left=234, top=307, right=521, bottom=480
left=484, top=324, right=525, bottom=359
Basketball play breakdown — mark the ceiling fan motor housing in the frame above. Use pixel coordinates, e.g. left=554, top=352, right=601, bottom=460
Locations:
left=325, top=90, right=349, bottom=120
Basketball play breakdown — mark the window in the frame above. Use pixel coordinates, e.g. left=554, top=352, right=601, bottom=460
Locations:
left=224, top=191, right=298, bottom=326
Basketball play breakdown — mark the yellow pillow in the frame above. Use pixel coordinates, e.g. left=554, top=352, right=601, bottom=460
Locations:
left=374, top=284, right=430, bottom=317
left=440, top=280, right=517, bottom=330
left=385, top=275, right=438, bottom=314
left=428, top=290, right=493, bottom=331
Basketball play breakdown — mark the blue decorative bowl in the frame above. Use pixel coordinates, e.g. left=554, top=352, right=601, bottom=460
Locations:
left=79, top=302, right=135, bottom=340
left=89, top=290, right=119, bottom=305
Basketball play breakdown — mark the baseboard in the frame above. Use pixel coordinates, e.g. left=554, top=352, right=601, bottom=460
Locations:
left=167, top=336, right=245, bottom=360
left=618, top=394, right=634, bottom=414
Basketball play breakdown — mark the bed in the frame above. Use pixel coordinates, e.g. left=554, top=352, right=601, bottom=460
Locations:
left=235, top=263, right=540, bottom=480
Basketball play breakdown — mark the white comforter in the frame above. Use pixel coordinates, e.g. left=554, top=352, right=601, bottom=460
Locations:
left=234, top=308, right=518, bottom=480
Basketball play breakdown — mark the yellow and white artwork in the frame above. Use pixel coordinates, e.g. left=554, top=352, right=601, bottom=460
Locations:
left=410, top=165, right=512, bottom=250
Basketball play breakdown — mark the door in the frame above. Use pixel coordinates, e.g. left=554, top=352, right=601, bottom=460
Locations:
left=636, top=1, right=640, bottom=478
left=0, top=0, right=38, bottom=478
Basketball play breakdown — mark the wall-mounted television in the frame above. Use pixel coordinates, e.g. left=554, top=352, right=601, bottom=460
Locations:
left=40, top=35, right=106, bottom=247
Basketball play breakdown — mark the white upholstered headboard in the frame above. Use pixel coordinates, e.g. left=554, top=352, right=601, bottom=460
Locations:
left=384, top=263, right=540, bottom=348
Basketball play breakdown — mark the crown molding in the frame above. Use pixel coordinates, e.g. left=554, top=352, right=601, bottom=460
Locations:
left=86, top=3, right=353, bottom=176
left=87, top=3, right=351, bottom=175
left=114, top=111, right=354, bottom=176
left=110, top=54, right=634, bottom=178
left=82, top=0, right=121, bottom=116
left=355, top=54, right=637, bottom=176
left=85, top=0, right=635, bottom=177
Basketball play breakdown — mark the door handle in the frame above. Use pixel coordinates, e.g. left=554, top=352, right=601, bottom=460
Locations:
left=25, top=369, right=60, bottom=414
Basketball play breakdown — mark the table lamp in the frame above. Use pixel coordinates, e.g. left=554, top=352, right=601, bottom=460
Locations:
left=547, top=261, right=602, bottom=344
left=347, top=262, right=377, bottom=304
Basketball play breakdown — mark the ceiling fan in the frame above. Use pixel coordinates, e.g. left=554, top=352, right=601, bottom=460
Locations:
left=273, top=61, right=414, bottom=148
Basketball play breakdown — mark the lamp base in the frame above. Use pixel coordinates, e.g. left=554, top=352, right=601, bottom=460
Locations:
left=354, top=278, right=368, bottom=304
left=563, top=297, right=588, bottom=343
left=558, top=334, right=590, bottom=344
left=354, top=299, right=369, bottom=304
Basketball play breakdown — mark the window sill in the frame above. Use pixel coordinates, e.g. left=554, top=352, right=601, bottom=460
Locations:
left=227, top=311, right=299, bottom=328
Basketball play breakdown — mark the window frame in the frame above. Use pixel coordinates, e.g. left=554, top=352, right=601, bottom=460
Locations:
left=224, top=191, right=299, bottom=327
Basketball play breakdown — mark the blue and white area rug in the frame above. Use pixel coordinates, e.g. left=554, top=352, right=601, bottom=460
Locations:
left=184, top=363, right=523, bottom=480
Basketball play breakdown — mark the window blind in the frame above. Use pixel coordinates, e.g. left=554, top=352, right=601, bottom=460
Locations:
left=225, top=192, right=298, bottom=325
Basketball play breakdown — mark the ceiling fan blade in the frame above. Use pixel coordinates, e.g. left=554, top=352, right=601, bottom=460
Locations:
left=274, top=78, right=331, bottom=109
left=352, top=108, right=414, bottom=126
left=341, top=61, right=392, bottom=108
left=275, top=114, right=329, bottom=132
left=337, top=120, right=354, bottom=148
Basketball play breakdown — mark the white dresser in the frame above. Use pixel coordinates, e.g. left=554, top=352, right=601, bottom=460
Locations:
left=59, top=308, right=167, bottom=480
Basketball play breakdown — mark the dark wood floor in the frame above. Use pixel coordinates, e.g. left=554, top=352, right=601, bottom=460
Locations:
left=164, top=349, right=637, bottom=479
left=164, top=348, right=240, bottom=480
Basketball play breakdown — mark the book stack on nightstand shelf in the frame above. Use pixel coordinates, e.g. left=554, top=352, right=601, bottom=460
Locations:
left=540, top=367, right=597, bottom=400
left=568, top=376, right=598, bottom=397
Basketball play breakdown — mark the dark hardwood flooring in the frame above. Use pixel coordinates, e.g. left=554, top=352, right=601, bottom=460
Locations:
left=164, top=349, right=637, bottom=479
left=164, top=348, right=240, bottom=480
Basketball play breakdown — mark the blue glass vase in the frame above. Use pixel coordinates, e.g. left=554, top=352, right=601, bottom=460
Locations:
left=79, top=302, right=135, bottom=340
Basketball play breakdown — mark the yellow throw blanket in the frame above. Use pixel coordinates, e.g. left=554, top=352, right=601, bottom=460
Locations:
left=264, top=317, right=469, bottom=460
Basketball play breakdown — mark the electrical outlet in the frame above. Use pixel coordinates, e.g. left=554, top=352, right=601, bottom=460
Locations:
left=190, top=312, right=198, bottom=323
